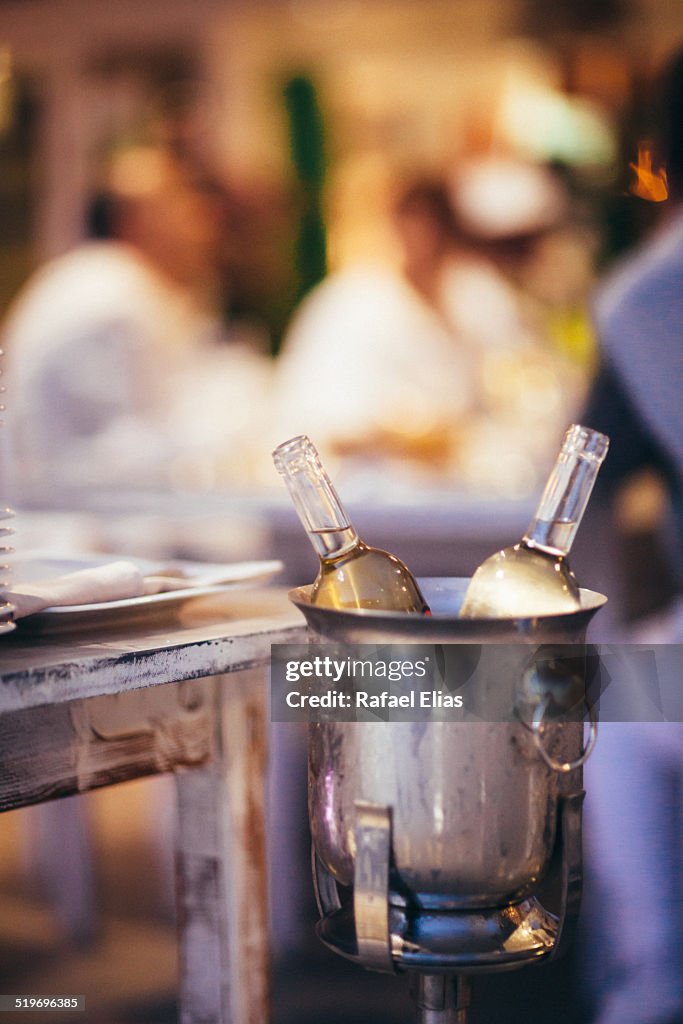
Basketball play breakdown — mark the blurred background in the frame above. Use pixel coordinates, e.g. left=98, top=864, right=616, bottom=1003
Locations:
left=0, top=0, right=678, bottom=490
left=1, top=0, right=683, bottom=1021
left=1, top=0, right=679, bottom=503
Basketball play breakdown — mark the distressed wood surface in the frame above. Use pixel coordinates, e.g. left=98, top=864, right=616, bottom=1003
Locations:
left=0, top=591, right=300, bottom=1024
left=176, top=667, right=271, bottom=1024
left=0, top=588, right=306, bottom=714
left=0, top=678, right=214, bottom=811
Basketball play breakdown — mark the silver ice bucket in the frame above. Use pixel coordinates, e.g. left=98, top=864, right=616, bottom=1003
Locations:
left=289, top=577, right=607, bottom=976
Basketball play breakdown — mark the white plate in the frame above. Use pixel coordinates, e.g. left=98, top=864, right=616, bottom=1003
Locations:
left=13, top=554, right=283, bottom=633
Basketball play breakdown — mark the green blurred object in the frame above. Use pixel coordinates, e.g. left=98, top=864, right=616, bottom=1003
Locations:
left=283, top=74, right=328, bottom=302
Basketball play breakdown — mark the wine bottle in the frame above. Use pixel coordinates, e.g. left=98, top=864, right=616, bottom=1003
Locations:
left=459, top=424, right=609, bottom=618
left=273, top=435, right=429, bottom=613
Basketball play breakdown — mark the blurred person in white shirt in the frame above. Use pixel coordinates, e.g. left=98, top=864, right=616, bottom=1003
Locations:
left=274, top=174, right=577, bottom=494
left=4, top=146, right=272, bottom=502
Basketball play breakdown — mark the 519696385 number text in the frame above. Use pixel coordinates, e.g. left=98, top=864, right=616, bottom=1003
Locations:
left=0, top=996, right=85, bottom=1011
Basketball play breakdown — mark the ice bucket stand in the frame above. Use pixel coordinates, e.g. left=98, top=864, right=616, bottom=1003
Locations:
left=289, top=578, right=607, bottom=1023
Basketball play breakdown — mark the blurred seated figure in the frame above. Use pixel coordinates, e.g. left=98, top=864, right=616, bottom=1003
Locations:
left=274, top=174, right=580, bottom=494
left=4, top=146, right=272, bottom=501
left=276, top=179, right=470, bottom=471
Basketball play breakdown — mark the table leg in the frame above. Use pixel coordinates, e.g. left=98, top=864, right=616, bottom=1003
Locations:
left=175, top=667, right=270, bottom=1024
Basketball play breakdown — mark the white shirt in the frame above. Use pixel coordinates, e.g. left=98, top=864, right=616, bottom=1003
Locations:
left=273, top=259, right=571, bottom=495
left=4, top=241, right=271, bottom=497
left=275, top=263, right=474, bottom=453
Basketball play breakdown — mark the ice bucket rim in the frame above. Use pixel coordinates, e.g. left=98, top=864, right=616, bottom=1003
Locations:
left=288, top=576, right=607, bottom=639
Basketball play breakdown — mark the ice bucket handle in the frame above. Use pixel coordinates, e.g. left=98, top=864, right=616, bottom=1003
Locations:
left=530, top=695, right=598, bottom=773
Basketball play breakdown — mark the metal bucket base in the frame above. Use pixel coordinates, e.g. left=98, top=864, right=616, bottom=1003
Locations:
left=317, top=896, right=559, bottom=974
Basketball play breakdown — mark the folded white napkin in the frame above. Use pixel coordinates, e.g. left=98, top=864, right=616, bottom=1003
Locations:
left=7, top=561, right=146, bottom=619
left=6, top=557, right=283, bottom=621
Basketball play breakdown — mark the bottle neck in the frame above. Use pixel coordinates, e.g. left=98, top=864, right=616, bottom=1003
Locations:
left=523, top=424, right=609, bottom=557
left=273, top=436, right=360, bottom=562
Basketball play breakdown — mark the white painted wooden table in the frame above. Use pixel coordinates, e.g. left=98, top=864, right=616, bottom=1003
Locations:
left=0, top=587, right=306, bottom=1024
